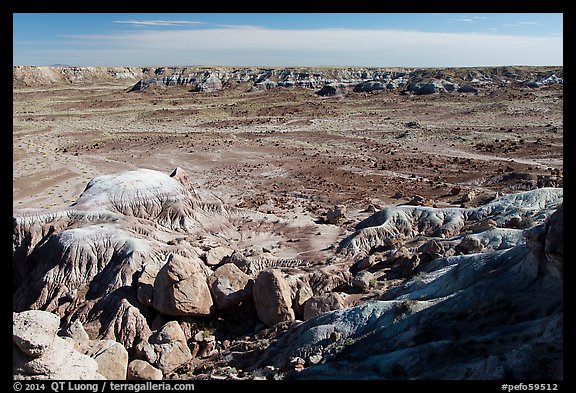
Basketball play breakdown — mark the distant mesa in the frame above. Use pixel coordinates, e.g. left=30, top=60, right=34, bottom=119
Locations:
left=13, top=66, right=563, bottom=97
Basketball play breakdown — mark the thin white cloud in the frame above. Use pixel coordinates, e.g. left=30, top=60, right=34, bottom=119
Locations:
left=15, top=26, right=563, bottom=67
left=503, top=21, right=541, bottom=28
left=453, top=16, right=488, bottom=23
left=113, top=19, right=206, bottom=27
left=213, top=24, right=263, bottom=29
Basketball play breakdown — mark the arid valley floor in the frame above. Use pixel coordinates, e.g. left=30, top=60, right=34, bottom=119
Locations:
left=13, top=66, right=563, bottom=380
left=14, top=68, right=562, bottom=213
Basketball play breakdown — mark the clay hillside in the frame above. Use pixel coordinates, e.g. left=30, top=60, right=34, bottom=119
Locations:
left=13, top=65, right=562, bottom=380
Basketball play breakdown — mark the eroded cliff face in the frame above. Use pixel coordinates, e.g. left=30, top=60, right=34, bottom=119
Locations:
left=12, top=66, right=144, bottom=87
left=13, top=65, right=563, bottom=94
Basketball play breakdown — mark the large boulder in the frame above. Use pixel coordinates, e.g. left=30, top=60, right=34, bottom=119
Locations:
left=153, top=254, right=214, bottom=317
left=79, top=340, right=129, bottom=380
left=293, top=281, right=314, bottom=320
left=411, top=82, right=441, bottom=95
left=127, top=360, right=163, bottom=380
left=303, top=292, right=346, bottom=320
left=355, top=255, right=377, bottom=271
left=147, top=321, right=193, bottom=374
left=13, top=310, right=59, bottom=357
left=208, top=263, right=253, bottom=310
left=352, top=271, right=374, bottom=290
left=253, top=269, right=295, bottom=326
left=457, top=235, right=484, bottom=254
left=204, top=246, right=234, bottom=266
left=13, top=310, right=103, bottom=380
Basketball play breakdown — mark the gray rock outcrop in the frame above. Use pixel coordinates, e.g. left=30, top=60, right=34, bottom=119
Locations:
left=457, top=84, right=478, bottom=93
left=353, top=81, right=385, bottom=93
left=316, top=85, right=337, bottom=96
left=193, top=74, right=223, bottom=92
left=249, top=204, right=563, bottom=380
left=14, top=66, right=563, bottom=95
left=340, top=188, right=563, bottom=256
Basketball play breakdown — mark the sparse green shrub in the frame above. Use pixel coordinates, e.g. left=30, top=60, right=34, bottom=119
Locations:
left=394, top=300, right=412, bottom=318
left=518, top=216, right=535, bottom=229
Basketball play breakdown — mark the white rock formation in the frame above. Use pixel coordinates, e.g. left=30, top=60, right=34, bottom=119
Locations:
left=339, top=188, right=563, bottom=256
left=13, top=168, right=317, bottom=353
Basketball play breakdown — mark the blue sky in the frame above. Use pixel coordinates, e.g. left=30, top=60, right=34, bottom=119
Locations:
left=13, top=13, right=563, bottom=67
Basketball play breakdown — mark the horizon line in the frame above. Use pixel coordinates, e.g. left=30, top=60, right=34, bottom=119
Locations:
left=13, top=64, right=564, bottom=68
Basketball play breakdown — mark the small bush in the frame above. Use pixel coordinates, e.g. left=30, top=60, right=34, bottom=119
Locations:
left=518, top=216, right=535, bottom=229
